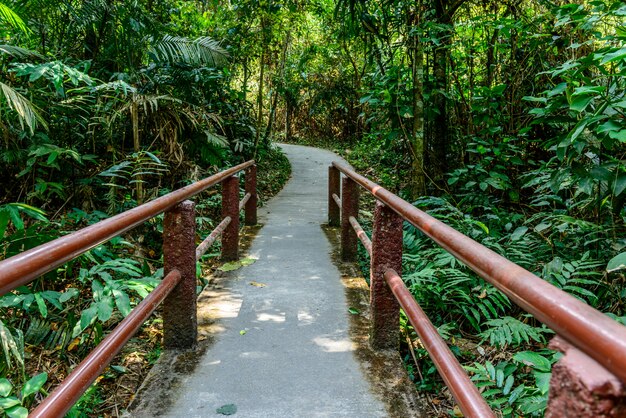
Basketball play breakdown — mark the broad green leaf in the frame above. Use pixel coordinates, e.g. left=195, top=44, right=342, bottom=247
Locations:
left=0, top=397, right=20, bottom=409
left=59, top=288, right=79, bottom=303
left=535, top=371, right=551, bottom=395
left=0, top=378, right=12, bottom=397
left=110, top=365, right=127, bottom=373
left=80, top=304, right=98, bottom=331
left=216, top=404, right=237, bottom=415
left=600, top=47, right=626, bottom=64
left=510, top=226, right=528, bottom=241
left=33, top=293, right=47, bottom=318
left=348, top=307, right=359, bottom=315
left=609, top=130, right=626, bottom=142
left=569, top=95, right=593, bottom=112
left=96, top=299, right=113, bottom=322
left=21, top=373, right=47, bottom=398
left=513, top=351, right=551, bottom=372
left=607, top=252, right=626, bottom=273
left=218, top=257, right=256, bottom=272
left=571, top=85, right=605, bottom=96
left=508, top=384, right=525, bottom=404
left=5, top=405, right=28, bottom=418
left=7, top=206, right=23, bottom=231
left=113, top=290, right=131, bottom=317
left=502, top=375, right=514, bottom=395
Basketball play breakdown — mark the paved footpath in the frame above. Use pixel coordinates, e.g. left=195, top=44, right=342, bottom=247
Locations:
left=139, top=144, right=389, bottom=417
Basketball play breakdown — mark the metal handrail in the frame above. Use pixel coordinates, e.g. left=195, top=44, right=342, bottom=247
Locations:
left=30, top=270, right=182, bottom=418
left=385, top=269, right=495, bottom=418
left=332, top=160, right=626, bottom=384
left=0, top=160, right=256, bottom=416
left=0, top=160, right=254, bottom=295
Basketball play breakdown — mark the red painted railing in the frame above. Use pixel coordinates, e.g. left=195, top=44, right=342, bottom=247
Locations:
left=0, top=161, right=257, bottom=417
left=329, top=161, right=626, bottom=417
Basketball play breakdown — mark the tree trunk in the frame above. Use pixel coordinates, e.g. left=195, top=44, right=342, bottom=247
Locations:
left=409, top=28, right=426, bottom=198
left=285, top=100, right=293, bottom=141
left=130, top=100, right=143, bottom=204
left=432, top=23, right=450, bottom=178
left=253, top=51, right=265, bottom=158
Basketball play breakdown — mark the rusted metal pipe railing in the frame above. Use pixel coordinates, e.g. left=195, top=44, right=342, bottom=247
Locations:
left=239, top=193, right=251, bottom=211
left=244, top=165, right=258, bottom=226
left=331, top=160, right=626, bottom=384
left=328, top=166, right=341, bottom=227
left=4, top=161, right=257, bottom=416
left=0, top=160, right=254, bottom=295
left=196, top=217, right=232, bottom=261
left=348, top=216, right=372, bottom=256
left=30, top=269, right=182, bottom=418
left=332, top=193, right=342, bottom=211
left=385, top=269, right=495, bottom=418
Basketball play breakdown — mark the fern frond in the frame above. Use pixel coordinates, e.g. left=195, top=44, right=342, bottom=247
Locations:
left=480, top=316, right=549, bottom=348
left=0, top=82, right=47, bottom=133
left=0, top=44, right=42, bottom=59
left=150, top=35, right=229, bottom=67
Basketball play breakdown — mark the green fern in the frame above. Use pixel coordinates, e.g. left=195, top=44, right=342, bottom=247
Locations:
left=479, top=316, right=550, bottom=348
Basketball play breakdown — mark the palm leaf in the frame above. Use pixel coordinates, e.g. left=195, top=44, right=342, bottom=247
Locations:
left=0, top=82, right=47, bottom=133
left=150, top=35, right=229, bottom=67
left=0, top=2, right=28, bottom=34
left=0, top=44, right=42, bottom=59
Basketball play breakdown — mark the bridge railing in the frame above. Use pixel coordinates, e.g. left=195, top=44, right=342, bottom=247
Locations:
left=329, top=161, right=626, bottom=417
left=0, top=161, right=257, bottom=417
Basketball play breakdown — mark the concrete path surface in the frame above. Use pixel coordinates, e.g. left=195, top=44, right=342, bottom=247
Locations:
left=129, top=144, right=420, bottom=417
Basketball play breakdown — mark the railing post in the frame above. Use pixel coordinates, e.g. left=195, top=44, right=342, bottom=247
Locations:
left=163, top=200, right=197, bottom=349
left=222, top=175, right=240, bottom=261
left=245, top=164, right=258, bottom=226
left=370, top=201, right=402, bottom=350
left=545, top=337, right=626, bottom=417
left=328, top=166, right=340, bottom=227
left=341, top=177, right=359, bottom=261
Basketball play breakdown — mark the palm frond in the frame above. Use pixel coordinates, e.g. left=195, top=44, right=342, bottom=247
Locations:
left=0, top=82, right=47, bottom=133
left=0, top=2, right=28, bottom=34
left=0, top=44, right=42, bottom=59
left=150, top=35, right=229, bottom=67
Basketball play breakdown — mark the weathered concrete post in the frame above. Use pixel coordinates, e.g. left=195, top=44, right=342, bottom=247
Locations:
left=370, top=201, right=402, bottom=350
left=163, top=200, right=197, bottom=349
left=245, top=165, right=258, bottom=226
left=341, top=177, right=359, bottom=261
left=328, top=166, right=340, bottom=227
left=545, top=337, right=626, bottom=417
left=222, top=175, right=240, bottom=261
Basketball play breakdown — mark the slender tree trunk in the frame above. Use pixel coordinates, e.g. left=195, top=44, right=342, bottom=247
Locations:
left=409, top=28, right=426, bottom=198
left=242, top=57, right=249, bottom=98
left=285, top=100, right=293, bottom=141
left=130, top=100, right=143, bottom=204
left=253, top=51, right=265, bottom=158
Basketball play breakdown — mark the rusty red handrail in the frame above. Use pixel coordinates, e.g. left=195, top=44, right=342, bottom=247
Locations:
left=332, top=160, right=626, bottom=384
left=29, top=269, right=182, bottom=418
left=349, top=216, right=372, bottom=256
left=0, top=160, right=254, bottom=295
left=0, top=161, right=256, bottom=416
left=385, top=269, right=495, bottom=418
left=196, top=216, right=232, bottom=261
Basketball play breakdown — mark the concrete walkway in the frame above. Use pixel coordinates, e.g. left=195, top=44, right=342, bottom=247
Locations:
left=130, top=144, right=417, bottom=417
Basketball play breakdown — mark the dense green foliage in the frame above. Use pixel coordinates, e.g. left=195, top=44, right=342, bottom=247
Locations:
left=1, top=0, right=625, bottom=416
left=0, top=0, right=290, bottom=415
